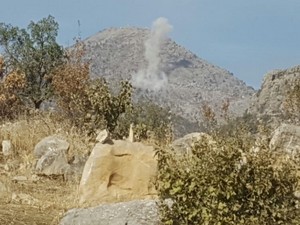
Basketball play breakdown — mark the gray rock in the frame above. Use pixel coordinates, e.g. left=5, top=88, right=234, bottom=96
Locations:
left=64, top=155, right=88, bottom=182
left=35, top=147, right=70, bottom=176
left=34, top=136, right=69, bottom=158
left=60, top=199, right=159, bottom=225
left=248, top=65, right=300, bottom=125
left=33, top=136, right=71, bottom=176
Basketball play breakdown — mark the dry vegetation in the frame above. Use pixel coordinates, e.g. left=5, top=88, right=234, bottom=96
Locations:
left=0, top=112, right=91, bottom=224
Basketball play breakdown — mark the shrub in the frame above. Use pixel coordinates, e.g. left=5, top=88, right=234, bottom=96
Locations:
left=52, top=41, right=89, bottom=126
left=52, top=41, right=133, bottom=137
left=156, top=133, right=300, bottom=224
left=0, top=70, right=27, bottom=118
left=114, top=100, right=172, bottom=143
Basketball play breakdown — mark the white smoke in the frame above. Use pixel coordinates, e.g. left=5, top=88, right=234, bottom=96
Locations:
left=132, top=17, right=173, bottom=91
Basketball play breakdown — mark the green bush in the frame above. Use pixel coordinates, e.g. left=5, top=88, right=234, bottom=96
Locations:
left=0, top=15, right=64, bottom=109
left=156, top=133, right=300, bottom=224
left=114, top=100, right=172, bottom=143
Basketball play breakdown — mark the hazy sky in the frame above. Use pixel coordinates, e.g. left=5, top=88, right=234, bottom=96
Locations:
left=1, top=0, right=299, bottom=89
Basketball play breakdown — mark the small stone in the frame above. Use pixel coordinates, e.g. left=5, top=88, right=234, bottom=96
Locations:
left=12, top=192, right=39, bottom=205
left=95, top=129, right=110, bottom=144
left=2, top=140, right=13, bottom=156
left=31, top=174, right=40, bottom=182
left=294, top=191, right=300, bottom=199
left=12, top=176, right=28, bottom=182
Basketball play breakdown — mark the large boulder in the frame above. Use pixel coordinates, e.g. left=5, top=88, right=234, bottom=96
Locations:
left=34, top=136, right=70, bottom=176
left=34, top=135, right=69, bottom=158
left=59, top=199, right=159, bottom=225
left=79, top=140, right=157, bottom=206
left=269, top=123, right=300, bottom=155
left=171, top=132, right=216, bottom=155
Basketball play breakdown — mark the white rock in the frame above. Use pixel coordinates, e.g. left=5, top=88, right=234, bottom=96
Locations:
left=12, top=176, right=28, bottom=182
left=95, top=129, right=110, bottom=144
left=2, top=140, right=13, bottom=156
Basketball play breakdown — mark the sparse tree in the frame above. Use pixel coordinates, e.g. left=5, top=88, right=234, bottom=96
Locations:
left=0, top=15, right=64, bottom=108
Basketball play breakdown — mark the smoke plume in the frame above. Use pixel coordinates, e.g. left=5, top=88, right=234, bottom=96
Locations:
left=132, top=17, right=173, bottom=91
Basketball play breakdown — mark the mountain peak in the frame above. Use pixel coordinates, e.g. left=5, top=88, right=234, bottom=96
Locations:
left=81, top=26, right=255, bottom=134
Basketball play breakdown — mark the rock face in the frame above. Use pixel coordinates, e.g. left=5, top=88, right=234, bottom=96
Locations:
left=34, top=136, right=70, bottom=176
left=82, top=27, right=255, bottom=129
left=79, top=140, right=157, bottom=206
left=269, top=124, right=300, bottom=155
left=247, top=65, right=300, bottom=123
left=60, top=199, right=159, bottom=225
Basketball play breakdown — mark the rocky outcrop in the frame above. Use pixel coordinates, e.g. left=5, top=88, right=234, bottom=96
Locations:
left=60, top=199, right=159, bottom=225
left=79, top=140, right=157, bottom=206
left=247, top=65, right=300, bottom=123
left=269, top=123, right=300, bottom=155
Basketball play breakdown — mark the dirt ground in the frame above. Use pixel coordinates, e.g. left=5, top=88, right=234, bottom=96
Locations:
left=0, top=155, right=79, bottom=225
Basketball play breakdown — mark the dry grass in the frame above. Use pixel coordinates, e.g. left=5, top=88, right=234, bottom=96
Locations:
left=0, top=111, right=91, bottom=162
left=0, top=111, right=92, bottom=224
left=0, top=174, right=79, bottom=225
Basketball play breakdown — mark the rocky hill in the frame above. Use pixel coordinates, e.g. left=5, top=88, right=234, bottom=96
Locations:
left=247, top=65, right=300, bottom=125
left=82, top=27, right=255, bottom=128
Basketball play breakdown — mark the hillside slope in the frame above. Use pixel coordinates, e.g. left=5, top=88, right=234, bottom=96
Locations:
left=82, top=27, right=255, bottom=125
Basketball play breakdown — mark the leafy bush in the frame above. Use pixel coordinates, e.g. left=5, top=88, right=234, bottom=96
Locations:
left=156, top=133, right=300, bottom=224
left=114, top=100, right=172, bottom=143
left=0, top=70, right=27, bottom=117
left=52, top=41, right=133, bottom=137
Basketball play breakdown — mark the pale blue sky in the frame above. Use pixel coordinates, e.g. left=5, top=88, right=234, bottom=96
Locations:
left=1, top=0, right=299, bottom=89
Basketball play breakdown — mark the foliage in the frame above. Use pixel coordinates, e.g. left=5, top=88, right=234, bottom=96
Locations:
left=115, top=100, right=173, bottom=143
left=85, top=78, right=133, bottom=135
left=200, top=99, right=230, bottom=133
left=156, top=131, right=300, bottom=224
left=0, top=15, right=64, bottom=108
left=52, top=42, right=133, bottom=137
left=0, top=70, right=27, bottom=118
left=52, top=41, right=89, bottom=125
